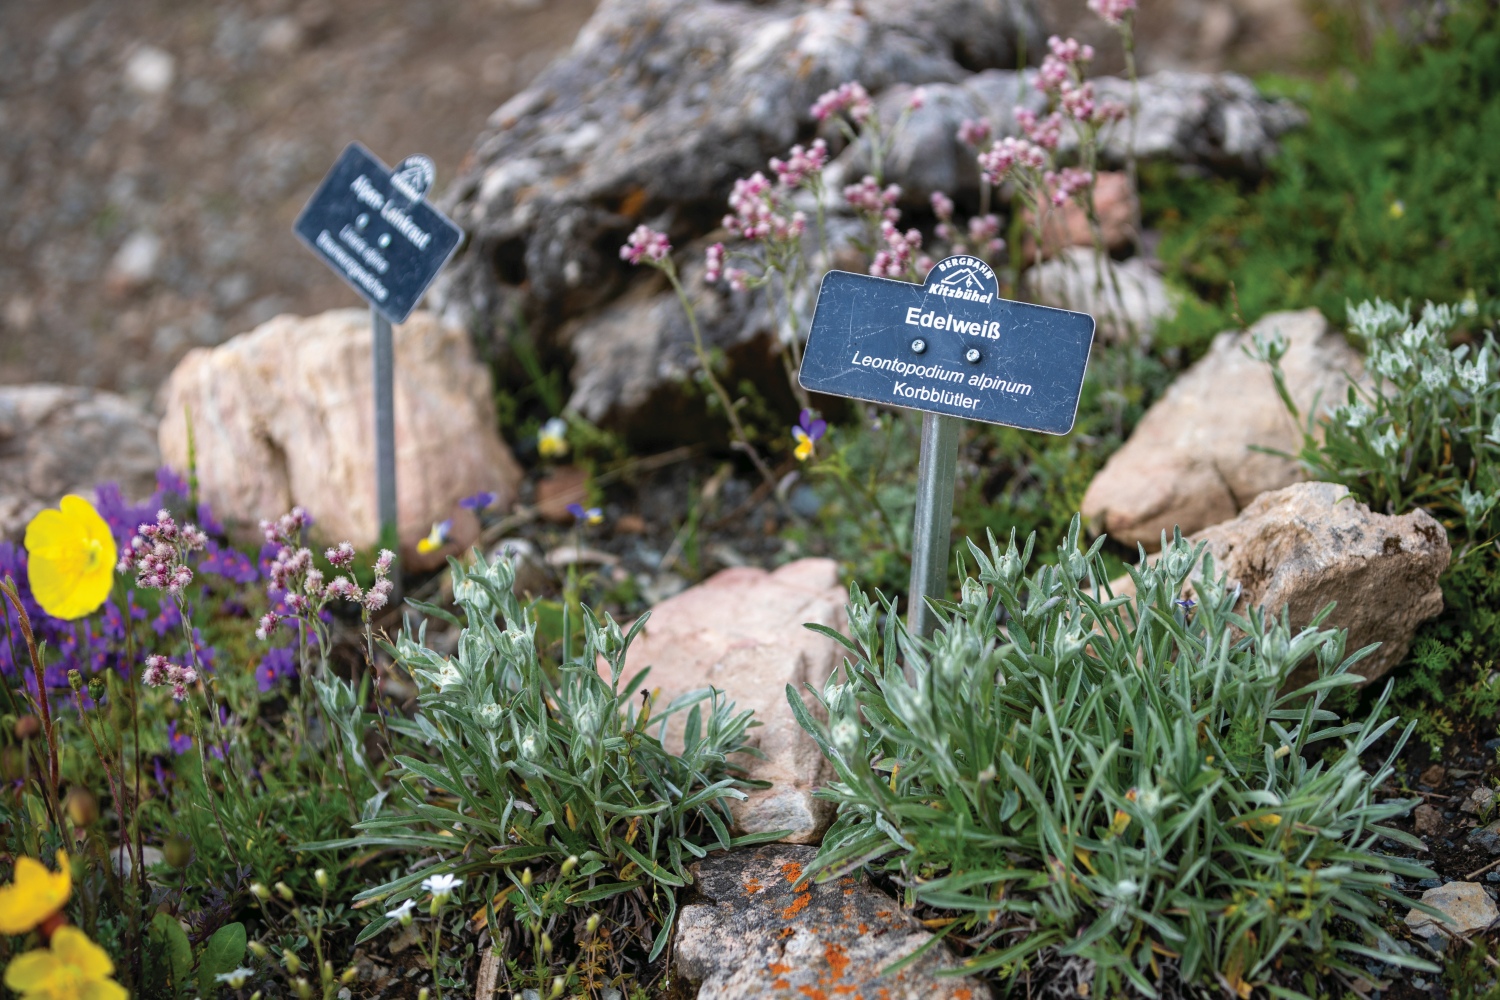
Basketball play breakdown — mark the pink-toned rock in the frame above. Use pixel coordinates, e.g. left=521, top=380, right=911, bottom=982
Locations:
left=1022, top=170, right=1135, bottom=260
left=611, top=559, right=849, bottom=843
left=157, top=309, right=522, bottom=563
left=1082, top=309, right=1363, bottom=550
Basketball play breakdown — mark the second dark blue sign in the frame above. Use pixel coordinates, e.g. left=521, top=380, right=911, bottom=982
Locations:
left=293, top=142, right=463, bottom=325
left=799, top=256, right=1095, bottom=435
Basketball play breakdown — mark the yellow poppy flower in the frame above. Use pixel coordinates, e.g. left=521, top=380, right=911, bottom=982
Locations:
left=0, top=852, right=71, bottom=936
left=24, top=496, right=116, bottom=621
left=4, top=925, right=126, bottom=1000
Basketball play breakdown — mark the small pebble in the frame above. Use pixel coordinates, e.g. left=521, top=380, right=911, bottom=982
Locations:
left=1487, top=871, right=1500, bottom=882
left=1417, top=877, right=1442, bottom=889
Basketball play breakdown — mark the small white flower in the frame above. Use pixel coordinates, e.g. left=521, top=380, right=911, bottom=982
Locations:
left=385, top=898, right=417, bottom=924
left=1370, top=427, right=1401, bottom=459
left=216, top=967, right=255, bottom=988
left=435, top=662, right=462, bottom=690
left=422, top=873, right=463, bottom=901
left=476, top=703, right=504, bottom=728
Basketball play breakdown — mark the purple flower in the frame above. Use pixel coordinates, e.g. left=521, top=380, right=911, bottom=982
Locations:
left=200, top=541, right=258, bottom=584
left=196, top=502, right=225, bottom=537
left=94, top=483, right=160, bottom=548
left=792, top=410, right=827, bottom=462
left=256, top=645, right=297, bottom=693
left=459, top=491, right=498, bottom=512
left=152, top=600, right=182, bottom=637
left=566, top=503, right=604, bottom=526
left=166, top=720, right=192, bottom=755
left=157, top=466, right=190, bottom=500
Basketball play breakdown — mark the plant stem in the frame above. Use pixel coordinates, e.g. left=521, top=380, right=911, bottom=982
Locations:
left=662, top=265, right=782, bottom=496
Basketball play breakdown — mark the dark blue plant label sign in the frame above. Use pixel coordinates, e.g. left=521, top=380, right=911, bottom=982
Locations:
left=799, top=256, right=1095, bottom=435
left=293, top=142, right=463, bottom=325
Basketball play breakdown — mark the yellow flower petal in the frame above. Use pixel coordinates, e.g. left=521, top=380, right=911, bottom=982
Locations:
left=0, top=853, right=71, bottom=936
left=49, top=926, right=114, bottom=980
left=4, top=948, right=61, bottom=993
left=4, top=927, right=124, bottom=1000
left=24, top=496, right=116, bottom=621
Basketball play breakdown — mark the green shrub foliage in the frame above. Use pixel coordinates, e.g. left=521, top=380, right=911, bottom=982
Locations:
left=1150, top=3, right=1500, bottom=339
left=790, top=520, right=1437, bottom=997
left=313, top=552, right=769, bottom=965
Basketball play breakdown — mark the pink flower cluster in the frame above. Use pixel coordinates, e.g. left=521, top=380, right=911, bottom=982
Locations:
left=723, top=173, right=806, bottom=243
left=620, top=225, right=672, bottom=266
left=931, top=191, right=955, bottom=222
left=977, top=137, right=1047, bottom=185
left=870, top=221, right=926, bottom=279
left=1015, top=108, right=1064, bottom=150
left=1088, top=0, right=1137, bottom=26
left=957, top=118, right=993, bottom=148
left=810, top=81, right=872, bottom=124
left=255, top=509, right=394, bottom=639
left=1046, top=167, right=1095, bottom=206
left=143, top=654, right=198, bottom=701
left=1037, top=36, right=1094, bottom=95
left=704, top=242, right=726, bottom=283
left=967, top=214, right=1004, bottom=254
left=842, top=175, right=901, bottom=223
left=769, top=139, right=829, bottom=189
left=120, top=509, right=207, bottom=596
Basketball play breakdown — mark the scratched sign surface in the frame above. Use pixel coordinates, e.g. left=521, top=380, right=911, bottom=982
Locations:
left=799, top=256, right=1096, bottom=435
left=294, top=142, right=463, bottom=325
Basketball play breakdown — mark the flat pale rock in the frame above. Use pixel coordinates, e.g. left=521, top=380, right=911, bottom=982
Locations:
left=1192, top=482, right=1449, bottom=685
left=611, top=560, right=848, bottom=843
left=1082, top=309, right=1362, bottom=549
left=157, top=309, right=521, bottom=562
left=1404, top=881, right=1499, bottom=938
left=0, top=385, right=160, bottom=540
left=676, top=844, right=991, bottom=1000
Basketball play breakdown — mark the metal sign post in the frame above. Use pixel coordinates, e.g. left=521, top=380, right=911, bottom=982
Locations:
left=371, top=309, right=398, bottom=552
left=907, top=412, right=961, bottom=639
left=294, top=143, right=463, bottom=581
left=799, top=255, right=1096, bottom=639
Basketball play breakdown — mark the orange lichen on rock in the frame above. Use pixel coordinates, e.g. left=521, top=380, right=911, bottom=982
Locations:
left=782, top=889, right=813, bottom=920
left=745, top=877, right=764, bottom=894
left=825, top=941, right=851, bottom=980
left=857, top=922, right=869, bottom=934
left=798, top=987, right=830, bottom=1000
left=781, top=860, right=805, bottom=884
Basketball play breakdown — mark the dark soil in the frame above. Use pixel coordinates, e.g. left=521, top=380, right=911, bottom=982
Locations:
left=0, top=0, right=597, bottom=399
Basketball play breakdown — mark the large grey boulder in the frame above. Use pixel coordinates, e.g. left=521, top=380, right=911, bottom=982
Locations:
left=1191, top=482, right=1450, bottom=686
left=677, top=844, right=992, bottom=999
left=0, top=385, right=160, bottom=540
left=1082, top=309, right=1362, bottom=549
left=844, top=69, right=1303, bottom=204
left=433, top=0, right=1043, bottom=341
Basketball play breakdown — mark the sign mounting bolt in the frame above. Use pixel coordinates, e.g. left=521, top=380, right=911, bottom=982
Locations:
left=965, top=348, right=982, bottom=364
left=911, top=338, right=927, bottom=354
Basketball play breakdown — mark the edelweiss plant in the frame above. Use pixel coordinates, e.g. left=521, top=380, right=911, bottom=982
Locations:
left=791, top=519, right=1437, bottom=997
left=315, top=551, right=769, bottom=988
left=1255, top=297, right=1500, bottom=558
